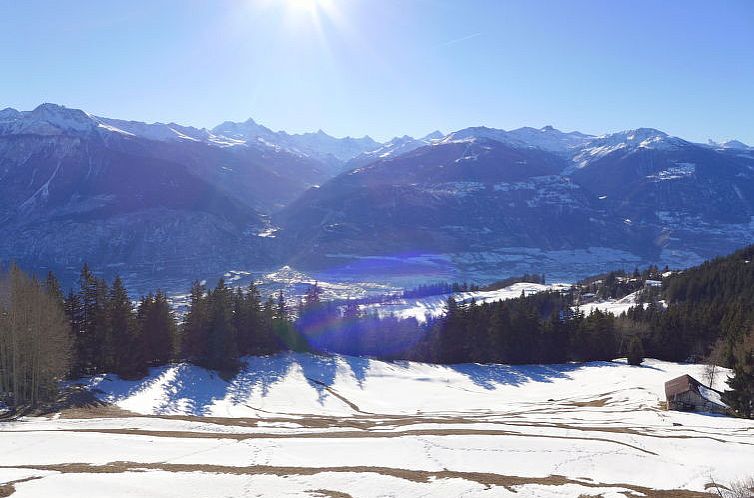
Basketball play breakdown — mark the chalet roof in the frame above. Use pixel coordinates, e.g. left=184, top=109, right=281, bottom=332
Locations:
left=665, top=374, right=729, bottom=410
left=664, top=374, right=699, bottom=398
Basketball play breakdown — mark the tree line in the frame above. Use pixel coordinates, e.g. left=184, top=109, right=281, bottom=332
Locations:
left=1, top=243, right=753, bottom=417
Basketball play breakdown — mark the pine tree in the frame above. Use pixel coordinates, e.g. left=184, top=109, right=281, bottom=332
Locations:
left=243, top=281, right=267, bottom=354
left=626, top=336, right=644, bottom=366
left=204, top=279, right=239, bottom=371
left=137, top=293, right=155, bottom=364
left=725, top=350, right=754, bottom=418
left=95, top=277, right=112, bottom=370
left=304, top=282, right=321, bottom=309
left=150, top=291, right=176, bottom=365
left=108, top=276, right=144, bottom=378
left=73, top=264, right=110, bottom=375
left=275, top=290, right=287, bottom=321
left=262, top=296, right=279, bottom=353
left=137, top=293, right=174, bottom=366
left=182, top=281, right=208, bottom=361
left=436, top=297, right=462, bottom=363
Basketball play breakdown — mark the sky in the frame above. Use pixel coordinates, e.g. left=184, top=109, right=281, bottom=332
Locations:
left=1, top=0, right=753, bottom=143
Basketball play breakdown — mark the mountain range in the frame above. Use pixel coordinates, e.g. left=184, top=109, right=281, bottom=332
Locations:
left=1, top=103, right=753, bottom=287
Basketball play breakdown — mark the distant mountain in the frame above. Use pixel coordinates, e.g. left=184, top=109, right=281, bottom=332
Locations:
left=441, top=125, right=593, bottom=154
left=275, top=136, right=653, bottom=266
left=0, top=104, right=340, bottom=281
left=212, top=118, right=380, bottom=173
left=2, top=103, right=753, bottom=285
left=277, top=126, right=754, bottom=275
left=707, top=139, right=752, bottom=151
left=345, top=131, right=444, bottom=169
left=571, top=129, right=754, bottom=226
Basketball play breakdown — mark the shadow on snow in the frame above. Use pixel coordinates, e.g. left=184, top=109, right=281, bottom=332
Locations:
left=86, top=354, right=626, bottom=413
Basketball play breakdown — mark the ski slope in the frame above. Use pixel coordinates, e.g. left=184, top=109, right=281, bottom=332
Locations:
left=1, top=353, right=752, bottom=497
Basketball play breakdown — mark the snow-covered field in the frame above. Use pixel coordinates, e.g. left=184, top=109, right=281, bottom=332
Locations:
left=361, top=282, right=572, bottom=322
left=575, top=290, right=644, bottom=316
left=1, top=354, right=752, bottom=497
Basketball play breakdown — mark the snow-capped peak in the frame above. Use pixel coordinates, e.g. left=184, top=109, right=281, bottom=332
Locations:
left=422, top=130, right=445, bottom=141
left=0, top=103, right=97, bottom=136
left=0, top=107, right=22, bottom=120
left=583, top=128, right=689, bottom=150
left=440, top=126, right=509, bottom=145
left=570, top=128, right=689, bottom=171
left=438, top=125, right=592, bottom=154
left=707, top=139, right=751, bottom=150
left=590, top=128, right=667, bottom=145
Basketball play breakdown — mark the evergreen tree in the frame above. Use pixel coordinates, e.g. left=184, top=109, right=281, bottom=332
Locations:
left=182, top=281, right=208, bottom=361
left=137, top=293, right=155, bottom=363
left=275, top=290, right=287, bottom=321
left=261, top=296, right=279, bottom=352
left=108, top=276, right=144, bottom=378
left=149, top=291, right=176, bottom=365
left=137, top=293, right=175, bottom=366
left=93, top=277, right=114, bottom=372
left=725, top=351, right=754, bottom=418
left=626, top=336, right=644, bottom=366
left=73, top=264, right=110, bottom=375
left=204, top=279, right=239, bottom=371
left=435, top=297, right=462, bottom=363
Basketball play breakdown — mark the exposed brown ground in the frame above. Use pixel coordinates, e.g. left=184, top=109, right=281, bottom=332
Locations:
left=0, top=462, right=713, bottom=498
left=3, top=391, right=737, bottom=497
left=306, top=490, right=354, bottom=498
left=0, top=477, right=42, bottom=498
left=6, top=425, right=658, bottom=456
left=570, top=397, right=609, bottom=408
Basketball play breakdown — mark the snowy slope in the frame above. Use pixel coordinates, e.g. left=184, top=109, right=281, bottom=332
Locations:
left=1, top=354, right=751, bottom=497
left=570, top=128, right=690, bottom=170
left=575, top=290, right=645, bottom=316
left=81, top=353, right=729, bottom=418
left=360, top=282, right=571, bottom=322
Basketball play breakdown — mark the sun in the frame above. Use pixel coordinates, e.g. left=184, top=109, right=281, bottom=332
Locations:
left=290, top=0, right=317, bottom=11
left=288, top=0, right=333, bottom=14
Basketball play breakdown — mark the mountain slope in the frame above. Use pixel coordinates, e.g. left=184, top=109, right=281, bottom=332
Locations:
left=0, top=105, right=289, bottom=280
left=276, top=136, right=660, bottom=267
left=277, top=127, right=754, bottom=275
left=3, top=104, right=753, bottom=284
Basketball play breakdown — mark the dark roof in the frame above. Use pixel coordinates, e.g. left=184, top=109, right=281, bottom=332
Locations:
left=664, top=374, right=701, bottom=398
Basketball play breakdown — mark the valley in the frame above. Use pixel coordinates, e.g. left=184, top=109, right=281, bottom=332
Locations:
left=2, top=105, right=754, bottom=291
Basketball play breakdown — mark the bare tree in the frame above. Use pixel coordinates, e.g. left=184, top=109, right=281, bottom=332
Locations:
left=703, top=340, right=726, bottom=389
left=709, top=475, right=754, bottom=498
left=0, top=265, right=72, bottom=407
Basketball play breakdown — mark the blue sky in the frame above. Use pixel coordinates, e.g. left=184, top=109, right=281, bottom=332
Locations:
left=1, top=0, right=753, bottom=143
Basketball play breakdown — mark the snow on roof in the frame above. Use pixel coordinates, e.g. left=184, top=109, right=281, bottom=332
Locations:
left=699, top=384, right=729, bottom=409
left=665, top=374, right=728, bottom=408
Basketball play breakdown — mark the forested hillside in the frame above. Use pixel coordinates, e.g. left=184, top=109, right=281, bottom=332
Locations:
left=1, top=245, right=753, bottom=417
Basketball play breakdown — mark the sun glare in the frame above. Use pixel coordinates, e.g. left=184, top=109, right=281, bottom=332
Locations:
left=289, top=0, right=333, bottom=15
left=290, top=0, right=319, bottom=12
